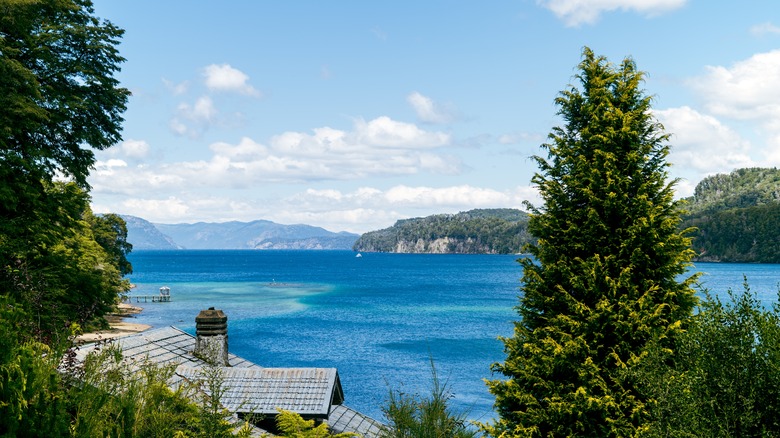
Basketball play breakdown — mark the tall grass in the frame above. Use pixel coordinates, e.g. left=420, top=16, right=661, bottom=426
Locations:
left=380, top=359, right=479, bottom=438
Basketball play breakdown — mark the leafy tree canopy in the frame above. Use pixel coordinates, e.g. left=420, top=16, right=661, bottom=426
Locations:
left=0, top=0, right=129, bottom=187
left=2, top=182, right=132, bottom=343
left=0, top=0, right=131, bottom=343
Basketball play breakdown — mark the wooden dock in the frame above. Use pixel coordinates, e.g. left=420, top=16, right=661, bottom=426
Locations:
left=125, top=295, right=171, bottom=303
left=124, top=286, right=171, bottom=304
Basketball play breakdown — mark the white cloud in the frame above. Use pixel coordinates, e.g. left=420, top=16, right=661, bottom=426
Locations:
left=766, top=135, right=780, bottom=165
left=167, top=113, right=453, bottom=171
left=673, top=178, right=698, bottom=199
left=169, top=119, right=188, bottom=136
left=91, top=117, right=458, bottom=198
left=272, top=208, right=400, bottom=234
left=407, top=92, right=458, bottom=124
left=118, top=139, right=150, bottom=159
left=98, top=139, right=150, bottom=161
left=265, top=117, right=456, bottom=178
left=684, top=50, right=780, bottom=171
left=93, top=159, right=128, bottom=177
left=121, top=197, right=192, bottom=221
left=655, top=106, right=754, bottom=176
left=691, top=50, right=780, bottom=122
left=164, top=65, right=259, bottom=138
left=352, top=116, right=450, bottom=148
left=203, top=64, right=261, bottom=97
left=209, top=137, right=270, bottom=160
left=384, top=185, right=510, bottom=206
left=90, top=162, right=187, bottom=196
left=292, top=184, right=535, bottom=211
left=750, top=22, right=780, bottom=36
left=187, top=96, right=218, bottom=121
left=169, top=96, right=217, bottom=137
left=538, top=0, right=686, bottom=26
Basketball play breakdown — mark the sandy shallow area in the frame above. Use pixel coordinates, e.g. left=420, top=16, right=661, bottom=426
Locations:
left=76, top=302, right=151, bottom=343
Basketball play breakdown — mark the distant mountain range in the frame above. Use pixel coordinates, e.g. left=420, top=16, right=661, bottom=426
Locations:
left=121, top=215, right=359, bottom=250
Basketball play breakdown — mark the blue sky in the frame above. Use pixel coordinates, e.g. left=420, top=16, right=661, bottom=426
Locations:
left=88, top=0, right=780, bottom=233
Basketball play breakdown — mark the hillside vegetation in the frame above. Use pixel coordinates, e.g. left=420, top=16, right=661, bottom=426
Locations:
left=686, top=167, right=780, bottom=214
left=352, top=208, right=533, bottom=254
left=683, top=167, right=780, bottom=262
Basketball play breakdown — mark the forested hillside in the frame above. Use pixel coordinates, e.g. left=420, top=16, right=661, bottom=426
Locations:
left=352, top=208, right=533, bottom=254
left=686, top=167, right=780, bottom=214
left=683, top=167, right=780, bottom=262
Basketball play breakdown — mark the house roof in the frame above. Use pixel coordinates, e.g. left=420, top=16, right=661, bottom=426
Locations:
left=74, top=326, right=382, bottom=437
left=329, top=404, right=386, bottom=437
left=175, top=366, right=344, bottom=418
left=74, top=326, right=257, bottom=368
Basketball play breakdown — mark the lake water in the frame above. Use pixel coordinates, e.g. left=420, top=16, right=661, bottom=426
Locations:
left=125, top=250, right=780, bottom=423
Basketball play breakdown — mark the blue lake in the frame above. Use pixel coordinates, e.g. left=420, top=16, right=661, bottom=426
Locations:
left=125, top=250, right=780, bottom=423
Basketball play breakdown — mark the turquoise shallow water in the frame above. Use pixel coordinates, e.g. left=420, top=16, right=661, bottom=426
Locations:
left=125, top=250, right=780, bottom=422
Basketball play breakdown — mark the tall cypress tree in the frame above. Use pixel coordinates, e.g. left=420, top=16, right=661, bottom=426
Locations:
left=484, top=48, right=698, bottom=437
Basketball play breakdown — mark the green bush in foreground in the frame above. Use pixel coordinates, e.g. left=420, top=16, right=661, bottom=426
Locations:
left=635, top=280, right=780, bottom=437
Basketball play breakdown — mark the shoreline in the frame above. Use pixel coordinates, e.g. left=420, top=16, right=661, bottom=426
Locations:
left=76, top=302, right=151, bottom=343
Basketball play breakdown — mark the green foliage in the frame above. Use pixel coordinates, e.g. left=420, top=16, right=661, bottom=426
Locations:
left=66, top=342, right=200, bottom=437
left=63, top=340, right=259, bottom=437
left=192, top=359, right=238, bottom=438
left=484, top=48, right=697, bottom=437
left=1, top=182, right=132, bottom=343
left=0, top=0, right=130, bottom=344
left=0, top=302, right=70, bottom=437
left=354, top=209, right=532, bottom=254
left=679, top=167, right=780, bottom=263
left=0, top=0, right=129, bottom=188
left=636, top=281, right=780, bottom=437
left=274, top=409, right=354, bottom=438
left=89, top=213, right=134, bottom=277
left=686, top=167, right=780, bottom=215
left=0, top=305, right=199, bottom=438
left=381, top=361, right=478, bottom=438
left=684, top=201, right=780, bottom=263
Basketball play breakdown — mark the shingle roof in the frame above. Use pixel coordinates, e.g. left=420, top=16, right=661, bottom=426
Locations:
left=176, top=366, right=343, bottom=418
left=329, top=404, right=385, bottom=437
left=74, top=326, right=257, bottom=369
left=73, top=326, right=382, bottom=437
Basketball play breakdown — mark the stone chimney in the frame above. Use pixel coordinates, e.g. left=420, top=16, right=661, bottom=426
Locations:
left=194, top=307, right=229, bottom=366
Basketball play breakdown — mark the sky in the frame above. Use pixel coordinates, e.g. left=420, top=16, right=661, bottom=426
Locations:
left=88, top=0, right=780, bottom=234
